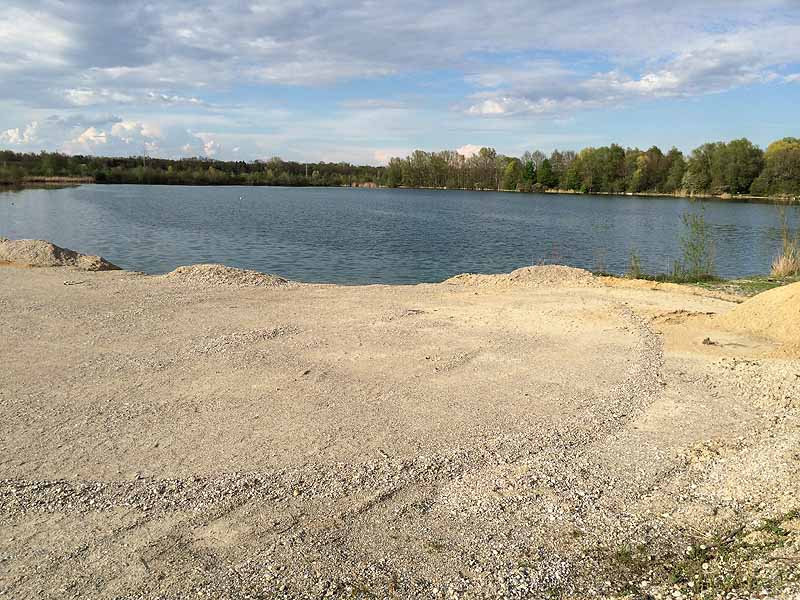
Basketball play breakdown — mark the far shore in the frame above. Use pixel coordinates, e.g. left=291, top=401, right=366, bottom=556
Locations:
left=2, top=177, right=798, bottom=206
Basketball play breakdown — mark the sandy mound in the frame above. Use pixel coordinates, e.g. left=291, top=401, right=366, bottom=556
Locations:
left=0, top=238, right=120, bottom=271
left=718, top=281, right=800, bottom=344
left=162, top=264, right=288, bottom=288
left=444, top=265, right=595, bottom=288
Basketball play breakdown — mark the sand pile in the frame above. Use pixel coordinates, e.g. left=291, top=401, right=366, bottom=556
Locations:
left=162, top=264, right=288, bottom=288
left=0, top=238, right=120, bottom=271
left=718, top=281, right=800, bottom=344
left=444, top=265, right=596, bottom=289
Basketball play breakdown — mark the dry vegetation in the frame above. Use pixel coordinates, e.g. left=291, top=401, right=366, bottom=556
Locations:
left=771, top=211, right=800, bottom=278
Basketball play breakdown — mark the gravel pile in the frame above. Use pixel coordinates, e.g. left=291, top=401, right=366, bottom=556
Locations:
left=718, top=281, right=800, bottom=344
left=0, top=237, right=119, bottom=271
left=162, top=264, right=289, bottom=288
left=444, top=265, right=596, bottom=288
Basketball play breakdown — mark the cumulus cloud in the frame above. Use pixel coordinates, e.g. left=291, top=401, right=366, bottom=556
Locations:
left=4, top=1, right=799, bottom=98
left=456, top=144, right=481, bottom=158
left=373, top=148, right=412, bottom=164
left=0, top=122, right=39, bottom=145
left=192, top=133, right=221, bottom=157
left=463, top=24, right=800, bottom=117
left=1, top=0, right=799, bottom=157
left=111, top=121, right=162, bottom=143
left=75, top=127, right=107, bottom=145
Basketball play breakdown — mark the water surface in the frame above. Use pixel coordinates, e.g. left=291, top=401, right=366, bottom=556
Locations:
left=1, top=185, right=796, bottom=283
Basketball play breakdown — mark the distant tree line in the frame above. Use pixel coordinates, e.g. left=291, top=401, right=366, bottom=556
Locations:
left=384, top=138, right=800, bottom=198
left=0, top=152, right=383, bottom=188
left=1, top=137, right=799, bottom=198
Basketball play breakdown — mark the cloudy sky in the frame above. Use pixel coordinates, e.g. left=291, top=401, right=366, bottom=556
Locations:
left=1, top=1, right=799, bottom=164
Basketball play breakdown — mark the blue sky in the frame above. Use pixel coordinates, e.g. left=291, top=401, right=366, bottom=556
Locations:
left=1, top=1, right=799, bottom=164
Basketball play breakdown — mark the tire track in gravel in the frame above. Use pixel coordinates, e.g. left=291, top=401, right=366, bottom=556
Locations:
left=0, top=302, right=665, bottom=598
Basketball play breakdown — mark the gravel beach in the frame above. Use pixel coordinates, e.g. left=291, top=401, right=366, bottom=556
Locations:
left=1, top=245, right=798, bottom=599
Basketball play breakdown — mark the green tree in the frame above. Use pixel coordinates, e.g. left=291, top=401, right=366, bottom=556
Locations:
left=683, top=143, right=717, bottom=194
left=663, top=148, right=686, bottom=193
left=714, top=138, right=763, bottom=194
left=501, top=158, right=523, bottom=190
left=536, top=158, right=558, bottom=188
left=751, top=138, right=800, bottom=196
left=386, top=158, right=403, bottom=187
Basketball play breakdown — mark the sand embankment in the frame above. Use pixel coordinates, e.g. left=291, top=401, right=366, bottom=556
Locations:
left=0, top=241, right=798, bottom=599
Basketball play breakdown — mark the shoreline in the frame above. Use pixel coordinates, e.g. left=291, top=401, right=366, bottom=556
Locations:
left=2, top=178, right=798, bottom=206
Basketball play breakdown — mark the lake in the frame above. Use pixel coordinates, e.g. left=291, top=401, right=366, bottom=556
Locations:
left=1, top=185, right=797, bottom=283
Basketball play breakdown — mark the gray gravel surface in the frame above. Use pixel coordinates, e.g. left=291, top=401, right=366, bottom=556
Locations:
left=0, top=263, right=798, bottom=599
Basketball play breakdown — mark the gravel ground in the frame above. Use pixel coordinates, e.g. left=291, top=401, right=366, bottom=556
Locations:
left=0, top=261, right=798, bottom=599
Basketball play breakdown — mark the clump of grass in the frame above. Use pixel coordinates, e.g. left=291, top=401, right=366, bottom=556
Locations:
left=771, top=209, right=800, bottom=278
left=627, top=249, right=643, bottom=279
left=672, top=206, right=717, bottom=282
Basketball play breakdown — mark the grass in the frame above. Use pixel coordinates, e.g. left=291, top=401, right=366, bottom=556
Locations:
left=771, top=208, right=800, bottom=278
left=604, top=510, right=800, bottom=598
left=694, top=273, right=800, bottom=297
left=672, top=207, right=717, bottom=282
left=617, top=205, right=719, bottom=285
left=626, top=250, right=643, bottom=279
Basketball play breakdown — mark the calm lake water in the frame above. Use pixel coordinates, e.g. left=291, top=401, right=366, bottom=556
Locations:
left=1, top=185, right=797, bottom=283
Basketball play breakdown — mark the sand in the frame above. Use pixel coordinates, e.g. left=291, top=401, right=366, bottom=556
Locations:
left=1, top=244, right=798, bottom=599
left=0, top=237, right=120, bottom=271
left=162, top=263, right=289, bottom=287
left=718, top=281, right=800, bottom=344
left=444, top=264, right=596, bottom=288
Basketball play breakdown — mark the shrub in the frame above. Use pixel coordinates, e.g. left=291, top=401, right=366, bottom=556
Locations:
left=627, top=250, right=643, bottom=279
left=673, top=206, right=716, bottom=281
left=771, top=209, right=800, bottom=277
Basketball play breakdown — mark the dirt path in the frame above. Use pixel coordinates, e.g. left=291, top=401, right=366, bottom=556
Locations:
left=1, top=264, right=798, bottom=599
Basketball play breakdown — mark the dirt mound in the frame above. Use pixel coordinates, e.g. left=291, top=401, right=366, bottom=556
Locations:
left=162, top=264, right=288, bottom=288
left=718, top=281, right=800, bottom=344
left=444, top=265, right=596, bottom=288
left=0, top=238, right=120, bottom=271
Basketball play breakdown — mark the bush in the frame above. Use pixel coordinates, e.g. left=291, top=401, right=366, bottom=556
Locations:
left=627, top=250, right=643, bottom=279
left=771, top=209, right=800, bottom=278
left=673, top=206, right=716, bottom=281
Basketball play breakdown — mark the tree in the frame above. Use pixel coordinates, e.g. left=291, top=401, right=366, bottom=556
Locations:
left=714, top=138, right=763, bottom=194
left=386, top=157, right=403, bottom=187
left=501, top=158, right=523, bottom=190
left=663, top=148, right=686, bottom=193
left=751, top=137, right=800, bottom=196
left=536, top=159, right=558, bottom=188
left=683, top=143, right=717, bottom=193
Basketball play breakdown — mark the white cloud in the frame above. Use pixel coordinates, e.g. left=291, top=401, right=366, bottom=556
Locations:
left=456, top=144, right=481, bottom=158
left=194, top=134, right=221, bottom=157
left=462, top=23, right=800, bottom=118
left=111, top=120, right=162, bottom=143
left=65, top=88, right=135, bottom=107
left=0, top=8, right=73, bottom=73
left=373, top=148, right=410, bottom=164
left=0, top=121, right=38, bottom=145
left=1, top=0, right=800, bottom=159
left=75, top=127, right=107, bottom=145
